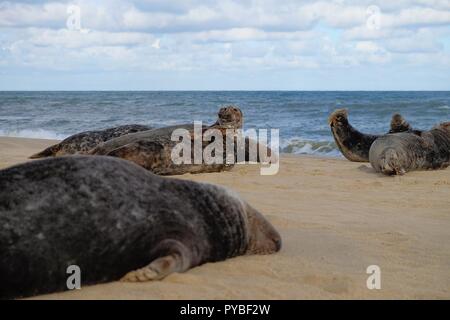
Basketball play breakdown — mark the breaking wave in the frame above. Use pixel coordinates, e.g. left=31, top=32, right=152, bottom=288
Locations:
left=281, top=137, right=342, bottom=157
left=0, top=129, right=67, bottom=140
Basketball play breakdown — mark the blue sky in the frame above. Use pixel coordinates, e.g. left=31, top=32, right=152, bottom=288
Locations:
left=0, top=0, right=449, bottom=90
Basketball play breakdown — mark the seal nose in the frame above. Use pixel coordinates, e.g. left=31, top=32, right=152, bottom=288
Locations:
left=273, top=234, right=282, bottom=252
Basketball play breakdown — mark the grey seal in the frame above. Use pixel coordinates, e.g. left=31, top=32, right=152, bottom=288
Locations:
left=30, top=124, right=152, bottom=159
left=0, top=156, right=281, bottom=299
left=369, top=122, right=450, bottom=175
left=329, top=109, right=413, bottom=162
left=88, top=106, right=253, bottom=175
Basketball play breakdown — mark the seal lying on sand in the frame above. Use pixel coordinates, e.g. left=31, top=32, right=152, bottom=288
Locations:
left=88, top=106, right=264, bottom=175
left=369, top=122, right=450, bottom=175
left=329, top=109, right=413, bottom=162
left=30, top=124, right=152, bottom=159
left=0, top=156, right=281, bottom=299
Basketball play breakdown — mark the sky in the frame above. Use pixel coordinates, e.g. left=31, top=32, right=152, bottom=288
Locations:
left=0, top=0, right=449, bottom=90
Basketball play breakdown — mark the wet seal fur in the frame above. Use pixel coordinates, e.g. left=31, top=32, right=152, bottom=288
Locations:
left=329, top=109, right=413, bottom=162
left=88, top=106, right=256, bottom=175
left=30, top=124, right=152, bottom=159
left=0, top=156, right=281, bottom=299
left=369, top=122, right=450, bottom=175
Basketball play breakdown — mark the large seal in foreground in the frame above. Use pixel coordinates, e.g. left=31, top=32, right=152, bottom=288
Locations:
left=369, top=122, right=450, bottom=175
left=30, top=124, right=152, bottom=159
left=0, top=156, right=281, bottom=299
left=329, top=109, right=413, bottom=162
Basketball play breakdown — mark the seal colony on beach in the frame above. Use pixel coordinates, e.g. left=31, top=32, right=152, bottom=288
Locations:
left=369, top=122, right=450, bottom=175
left=30, top=124, right=152, bottom=159
left=329, top=109, right=413, bottom=162
left=0, top=156, right=281, bottom=299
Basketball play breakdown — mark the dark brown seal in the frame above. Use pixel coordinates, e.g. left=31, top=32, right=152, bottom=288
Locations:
left=0, top=156, right=281, bottom=299
left=329, top=109, right=413, bottom=162
left=30, top=124, right=152, bottom=159
left=369, top=122, right=450, bottom=175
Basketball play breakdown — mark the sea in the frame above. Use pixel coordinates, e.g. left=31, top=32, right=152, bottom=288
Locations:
left=0, top=91, right=449, bottom=158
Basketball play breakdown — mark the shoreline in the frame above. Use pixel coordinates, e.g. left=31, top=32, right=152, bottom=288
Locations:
left=1, top=136, right=449, bottom=299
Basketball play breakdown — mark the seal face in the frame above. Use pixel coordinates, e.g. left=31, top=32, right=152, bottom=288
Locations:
left=30, top=124, right=152, bottom=158
left=0, top=156, right=281, bottom=299
left=329, top=109, right=413, bottom=162
left=89, top=106, right=245, bottom=175
left=369, top=123, right=450, bottom=175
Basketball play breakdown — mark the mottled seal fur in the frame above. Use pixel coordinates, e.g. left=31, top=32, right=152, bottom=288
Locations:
left=30, top=124, right=152, bottom=158
left=369, top=122, right=450, bottom=175
left=0, top=156, right=281, bottom=299
left=88, top=106, right=248, bottom=175
left=329, top=109, right=413, bottom=162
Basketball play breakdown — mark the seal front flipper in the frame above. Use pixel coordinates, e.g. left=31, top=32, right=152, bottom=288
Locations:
left=121, top=240, right=193, bottom=282
left=121, top=254, right=184, bottom=282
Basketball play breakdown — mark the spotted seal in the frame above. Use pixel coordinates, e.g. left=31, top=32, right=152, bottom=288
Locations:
left=329, top=109, right=413, bottom=162
left=88, top=106, right=249, bottom=175
left=30, top=124, right=152, bottom=159
left=369, top=122, right=450, bottom=175
left=0, top=156, right=281, bottom=299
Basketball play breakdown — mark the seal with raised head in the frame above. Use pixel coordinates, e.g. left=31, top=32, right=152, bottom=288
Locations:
left=30, top=124, right=152, bottom=159
left=369, top=122, right=450, bottom=175
left=0, top=156, right=281, bottom=299
left=329, top=109, right=413, bottom=162
left=88, top=106, right=248, bottom=175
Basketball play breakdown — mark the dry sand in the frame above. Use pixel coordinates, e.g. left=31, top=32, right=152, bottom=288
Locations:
left=0, top=136, right=449, bottom=299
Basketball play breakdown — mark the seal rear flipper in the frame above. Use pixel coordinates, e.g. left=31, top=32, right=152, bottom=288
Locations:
left=29, top=144, right=61, bottom=159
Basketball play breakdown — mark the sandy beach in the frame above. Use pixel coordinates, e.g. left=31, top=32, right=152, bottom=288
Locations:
left=1, top=136, right=449, bottom=300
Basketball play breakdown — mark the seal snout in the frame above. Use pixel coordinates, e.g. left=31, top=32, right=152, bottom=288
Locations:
left=245, top=203, right=282, bottom=255
left=217, top=105, right=243, bottom=129
left=272, top=232, right=282, bottom=252
left=328, top=109, right=348, bottom=126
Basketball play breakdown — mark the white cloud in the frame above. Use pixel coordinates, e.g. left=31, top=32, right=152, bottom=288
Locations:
left=0, top=0, right=449, bottom=80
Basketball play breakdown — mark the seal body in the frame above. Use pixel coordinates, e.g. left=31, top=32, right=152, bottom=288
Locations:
left=0, top=156, right=281, bottom=299
left=89, top=106, right=245, bottom=175
left=369, top=123, right=450, bottom=175
left=30, top=124, right=152, bottom=158
left=329, top=109, right=413, bottom=162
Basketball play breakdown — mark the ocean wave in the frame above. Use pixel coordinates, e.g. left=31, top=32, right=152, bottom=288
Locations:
left=0, top=129, right=67, bottom=140
left=437, top=105, right=449, bottom=110
left=281, top=137, right=342, bottom=157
